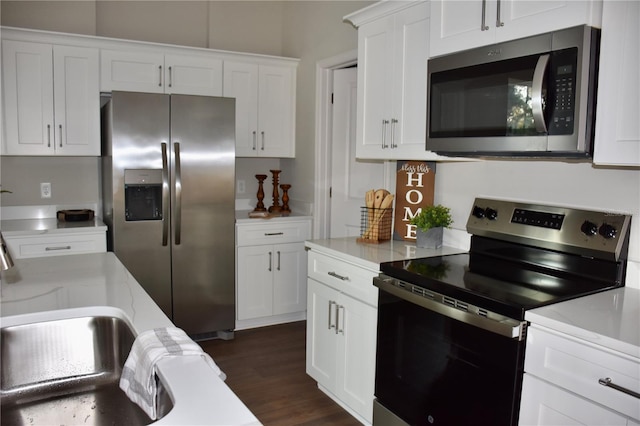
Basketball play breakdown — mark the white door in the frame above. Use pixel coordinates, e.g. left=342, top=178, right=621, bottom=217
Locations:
left=223, top=61, right=259, bottom=156
left=272, top=242, right=307, bottom=315
left=306, top=279, right=338, bottom=389
left=330, top=67, right=385, bottom=238
left=236, top=245, right=273, bottom=320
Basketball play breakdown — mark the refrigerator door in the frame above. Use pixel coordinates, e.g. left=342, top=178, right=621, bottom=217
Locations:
left=107, top=92, right=173, bottom=316
left=170, top=95, right=236, bottom=335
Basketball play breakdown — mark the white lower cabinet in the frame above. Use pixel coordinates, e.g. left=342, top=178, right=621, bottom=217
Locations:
left=235, top=218, right=311, bottom=330
left=306, top=250, right=379, bottom=424
left=519, top=325, right=640, bottom=425
left=4, top=231, right=106, bottom=259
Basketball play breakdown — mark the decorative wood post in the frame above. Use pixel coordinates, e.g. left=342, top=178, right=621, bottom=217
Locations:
left=280, top=184, right=291, bottom=215
left=268, top=169, right=282, bottom=213
left=253, top=174, right=268, bottom=212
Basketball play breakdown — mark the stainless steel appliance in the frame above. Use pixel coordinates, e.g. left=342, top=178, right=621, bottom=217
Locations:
left=373, top=198, right=631, bottom=425
left=102, top=91, right=236, bottom=340
left=427, top=26, right=600, bottom=158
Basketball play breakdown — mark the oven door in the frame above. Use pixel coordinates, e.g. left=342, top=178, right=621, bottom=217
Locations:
left=373, top=277, right=526, bottom=426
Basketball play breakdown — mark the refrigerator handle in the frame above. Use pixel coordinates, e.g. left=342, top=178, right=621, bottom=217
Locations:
left=161, top=142, right=170, bottom=246
left=174, top=142, right=182, bottom=245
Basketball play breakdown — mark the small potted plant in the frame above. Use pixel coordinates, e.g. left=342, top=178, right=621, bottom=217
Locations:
left=410, top=204, right=453, bottom=249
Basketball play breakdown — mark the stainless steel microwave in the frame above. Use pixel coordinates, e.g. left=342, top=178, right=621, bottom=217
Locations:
left=426, top=26, right=600, bottom=158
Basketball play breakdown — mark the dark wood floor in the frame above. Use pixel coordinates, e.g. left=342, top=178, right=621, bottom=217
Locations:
left=201, top=321, right=362, bottom=426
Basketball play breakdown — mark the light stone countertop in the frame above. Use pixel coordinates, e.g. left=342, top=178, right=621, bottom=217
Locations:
left=305, top=236, right=467, bottom=271
left=525, top=287, right=640, bottom=359
left=0, top=252, right=260, bottom=426
left=1, top=217, right=107, bottom=235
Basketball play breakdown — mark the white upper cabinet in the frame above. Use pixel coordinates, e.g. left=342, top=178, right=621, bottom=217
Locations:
left=101, top=50, right=223, bottom=96
left=347, top=1, right=436, bottom=160
left=2, top=40, right=100, bottom=156
left=223, top=61, right=296, bottom=158
left=430, top=0, right=603, bottom=58
left=593, top=1, right=640, bottom=166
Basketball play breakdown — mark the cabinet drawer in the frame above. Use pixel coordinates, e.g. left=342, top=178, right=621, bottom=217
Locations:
left=236, top=221, right=311, bottom=246
left=525, top=325, right=640, bottom=421
left=308, top=251, right=378, bottom=307
left=5, top=233, right=106, bottom=259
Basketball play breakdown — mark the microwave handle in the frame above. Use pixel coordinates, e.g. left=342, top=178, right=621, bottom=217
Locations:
left=532, top=54, right=550, bottom=134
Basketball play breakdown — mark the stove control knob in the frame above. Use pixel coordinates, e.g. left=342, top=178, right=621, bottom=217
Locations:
left=599, top=223, right=617, bottom=239
left=485, top=208, right=498, bottom=220
left=580, top=220, right=598, bottom=236
left=472, top=206, right=486, bottom=219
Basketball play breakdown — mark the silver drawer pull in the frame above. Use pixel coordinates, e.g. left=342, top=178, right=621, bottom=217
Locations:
left=598, top=377, right=640, bottom=399
left=264, top=232, right=284, bottom=236
left=45, top=246, right=72, bottom=251
left=328, top=271, right=349, bottom=281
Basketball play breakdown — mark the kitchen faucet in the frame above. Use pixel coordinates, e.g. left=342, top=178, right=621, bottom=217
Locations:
left=0, top=232, right=14, bottom=270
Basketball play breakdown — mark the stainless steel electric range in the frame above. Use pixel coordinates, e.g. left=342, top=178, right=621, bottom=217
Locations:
left=373, top=198, right=632, bottom=426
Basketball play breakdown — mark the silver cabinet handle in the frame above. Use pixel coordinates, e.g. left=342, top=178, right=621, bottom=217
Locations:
left=161, top=143, right=170, bottom=246
left=264, top=232, right=284, bottom=236
left=45, top=246, right=71, bottom=251
left=381, top=119, right=389, bottom=148
left=58, top=124, right=63, bottom=148
left=328, top=271, right=349, bottom=281
left=173, top=142, right=182, bottom=245
left=328, top=301, right=336, bottom=329
left=168, top=66, right=172, bottom=88
left=481, top=0, right=490, bottom=30
left=598, top=378, right=640, bottom=399
left=261, top=131, right=265, bottom=150
left=252, top=131, right=257, bottom=150
left=335, top=303, right=341, bottom=334
left=277, top=251, right=281, bottom=271
left=47, top=124, right=51, bottom=148
left=337, top=305, right=345, bottom=335
left=532, top=54, right=550, bottom=134
left=390, top=118, right=398, bottom=148
left=268, top=251, right=272, bottom=272
left=496, top=0, right=504, bottom=27
left=158, top=65, right=162, bottom=87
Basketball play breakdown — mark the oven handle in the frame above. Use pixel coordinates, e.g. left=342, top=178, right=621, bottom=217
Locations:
left=374, top=277, right=526, bottom=340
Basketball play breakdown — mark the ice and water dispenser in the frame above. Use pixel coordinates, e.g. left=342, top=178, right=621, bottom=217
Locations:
left=124, top=169, right=163, bottom=221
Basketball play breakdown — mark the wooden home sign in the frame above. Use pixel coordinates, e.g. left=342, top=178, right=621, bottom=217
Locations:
left=393, top=160, right=436, bottom=241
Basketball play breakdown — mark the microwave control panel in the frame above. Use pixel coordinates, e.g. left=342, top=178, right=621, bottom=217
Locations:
left=548, top=48, right=578, bottom=135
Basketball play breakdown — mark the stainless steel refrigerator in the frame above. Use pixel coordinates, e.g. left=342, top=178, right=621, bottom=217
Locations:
left=101, top=91, right=235, bottom=339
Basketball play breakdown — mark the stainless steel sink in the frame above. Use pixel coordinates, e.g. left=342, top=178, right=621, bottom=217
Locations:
left=1, top=316, right=173, bottom=425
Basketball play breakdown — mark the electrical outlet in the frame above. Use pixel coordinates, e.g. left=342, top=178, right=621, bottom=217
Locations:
left=40, top=182, right=52, bottom=198
left=237, top=180, right=246, bottom=194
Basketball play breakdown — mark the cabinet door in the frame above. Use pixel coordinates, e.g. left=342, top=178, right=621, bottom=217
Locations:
left=356, top=16, right=394, bottom=159
left=496, top=0, right=602, bottom=43
left=272, top=242, right=307, bottom=315
left=593, top=0, right=639, bottom=166
left=257, top=65, right=295, bottom=158
left=519, top=374, right=629, bottom=426
left=100, top=50, right=164, bottom=93
left=390, top=3, right=431, bottom=159
left=236, top=245, right=274, bottom=320
left=2, top=40, right=55, bottom=155
left=53, top=45, right=100, bottom=156
left=335, top=293, right=377, bottom=423
left=164, top=54, right=223, bottom=96
left=306, top=278, right=338, bottom=389
left=430, top=0, right=494, bottom=58
left=223, top=61, right=259, bottom=156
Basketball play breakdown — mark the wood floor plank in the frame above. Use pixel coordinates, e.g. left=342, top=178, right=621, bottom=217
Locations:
left=201, top=321, right=362, bottom=426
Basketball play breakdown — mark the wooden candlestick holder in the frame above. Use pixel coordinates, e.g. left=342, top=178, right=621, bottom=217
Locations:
left=268, top=169, right=282, bottom=213
left=254, top=174, right=268, bottom=211
left=280, top=184, right=291, bottom=215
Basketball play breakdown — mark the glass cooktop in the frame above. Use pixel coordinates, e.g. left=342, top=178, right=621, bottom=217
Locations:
left=379, top=252, right=623, bottom=320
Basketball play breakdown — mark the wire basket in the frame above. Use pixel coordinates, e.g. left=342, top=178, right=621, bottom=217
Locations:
left=357, top=207, right=393, bottom=244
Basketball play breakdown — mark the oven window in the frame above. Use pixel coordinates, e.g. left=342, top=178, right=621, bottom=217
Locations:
left=375, top=289, right=525, bottom=426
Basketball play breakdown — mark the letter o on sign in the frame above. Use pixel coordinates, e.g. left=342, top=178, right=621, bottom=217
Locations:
left=405, top=189, right=423, bottom=205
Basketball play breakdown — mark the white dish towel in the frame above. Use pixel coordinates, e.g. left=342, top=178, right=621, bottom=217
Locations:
left=119, top=327, right=226, bottom=420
